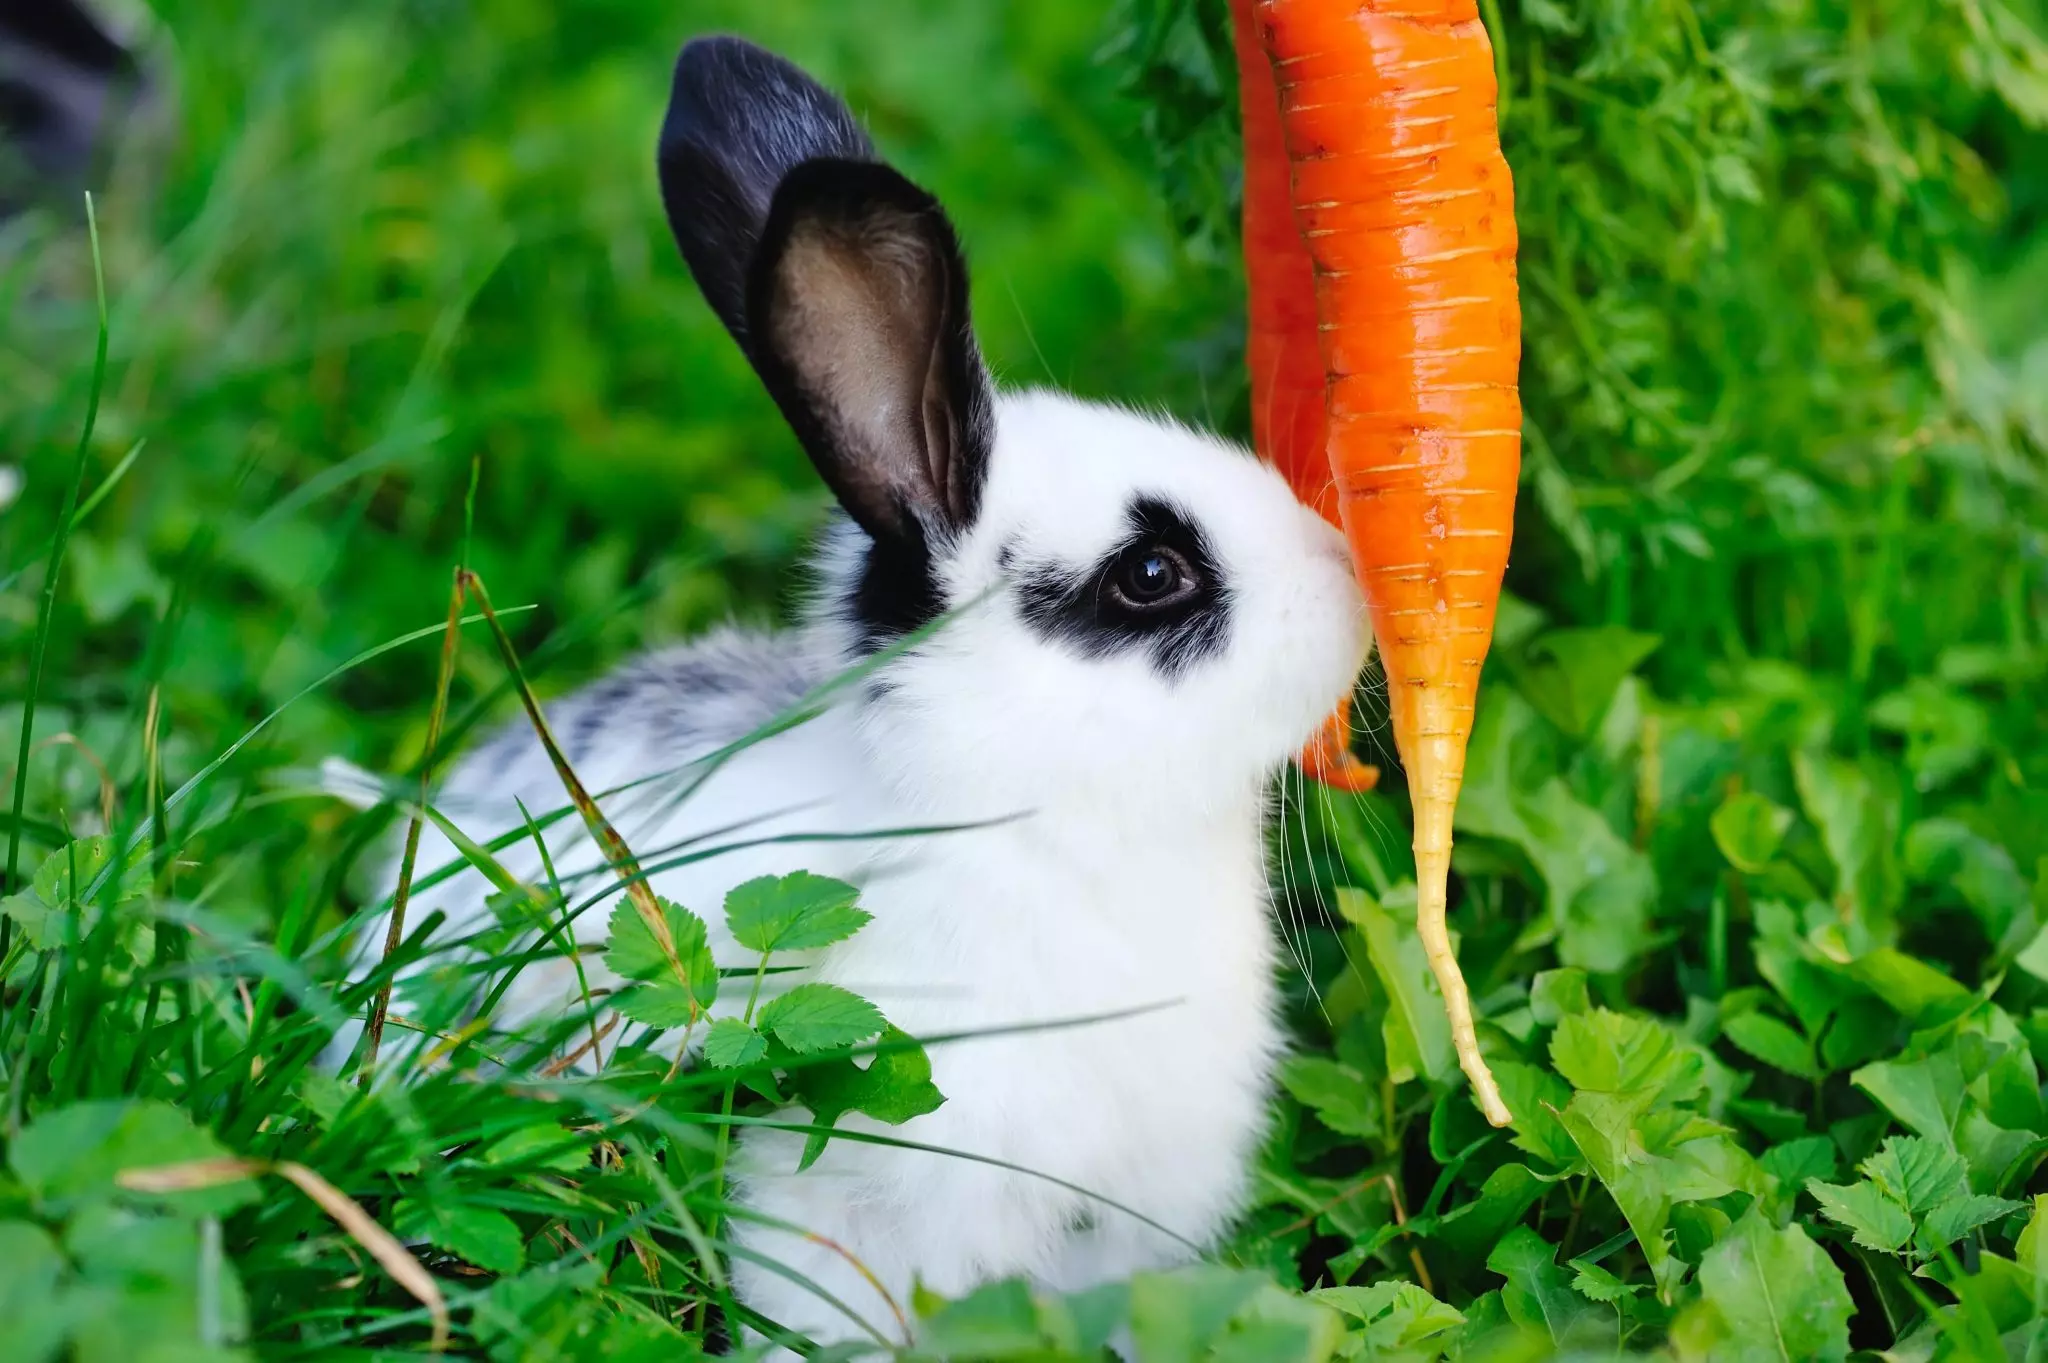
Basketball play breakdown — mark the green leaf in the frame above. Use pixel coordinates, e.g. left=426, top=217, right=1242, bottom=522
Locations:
left=1126, top=1264, right=1335, bottom=1363
left=1721, top=1011, right=1820, bottom=1081
left=1486, top=1225, right=1604, bottom=1345
left=1558, top=1090, right=1675, bottom=1282
left=1852, top=1049, right=1966, bottom=1146
left=394, top=1199, right=526, bottom=1275
left=1506, top=626, right=1661, bottom=738
left=604, top=898, right=716, bottom=1028
left=1694, top=1210, right=1852, bottom=1362
left=1760, top=1136, right=1838, bottom=1190
left=1550, top=1008, right=1685, bottom=1096
left=2016, top=1196, right=2048, bottom=1311
left=1489, top=1060, right=1580, bottom=1170
left=1342, top=886, right=1455, bottom=1086
left=1712, top=792, right=1795, bottom=874
left=1529, top=968, right=1590, bottom=1026
left=702, top=1017, right=768, bottom=1070
left=782, top=1026, right=946, bottom=1171
left=63, top=1203, right=253, bottom=1355
left=1310, top=1281, right=1463, bottom=1353
left=1277, top=1056, right=1380, bottom=1140
left=13, top=1100, right=259, bottom=1216
left=723, top=872, right=870, bottom=954
left=1792, top=750, right=1902, bottom=932
left=1861, top=1135, right=1968, bottom=1215
left=0, top=1220, right=70, bottom=1363
left=1821, top=942, right=1970, bottom=1021
left=482, top=1124, right=590, bottom=1174
left=1429, top=1162, right=1551, bottom=1262
left=1568, top=1259, right=1642, bottom=1304
left=757, top=982, right=884, bottom=1053
left=1921, top=1193, right=2026, bottom=1250
left=1805, top=1178, right=1913, bottom=1252
left=2, top=836, right=152, bottom=950
left=915, top=1277, right=1063, bottom=1356
left=1870, top=679, right=1990, bottom=792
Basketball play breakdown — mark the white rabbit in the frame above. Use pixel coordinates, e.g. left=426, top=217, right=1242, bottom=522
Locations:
left=326, top=34, right=1369, bottom=1359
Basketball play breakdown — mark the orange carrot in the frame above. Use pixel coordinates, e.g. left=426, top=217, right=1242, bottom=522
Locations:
left=1238, top=0, right=1522, bottom=1126
left=1231, top=0, right=1380, bottom=796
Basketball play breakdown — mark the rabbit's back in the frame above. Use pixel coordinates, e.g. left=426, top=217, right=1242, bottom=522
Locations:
left=343, top=623, right=876, bottom=1059
left=440, top=626, right=822, bottom=810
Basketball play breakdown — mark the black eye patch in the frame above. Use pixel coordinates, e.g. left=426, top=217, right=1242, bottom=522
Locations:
left=1010, top=497, right=1229, bottom=680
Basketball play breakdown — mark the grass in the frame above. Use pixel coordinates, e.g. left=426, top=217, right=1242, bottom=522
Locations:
left=3, top=0, right=2048, bottom=1358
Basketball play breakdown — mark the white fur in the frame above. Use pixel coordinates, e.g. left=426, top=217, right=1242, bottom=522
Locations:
left=330, top=390, right=1367, bottom=1356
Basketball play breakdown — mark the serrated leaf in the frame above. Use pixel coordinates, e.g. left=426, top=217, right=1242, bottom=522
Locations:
left=1489, top=1060, right=1579, bottom=1170
left=1550, top=1007, right=1684, bottom=1095
left=1860, top=1135, right=1968, bottom=1215
left=1760, top=1136, right=1838, bottom=1190
left=1695, top=1209, right=1852, bottom=1362
left=782, top=1026, right=946, bottom=1171
left=614, top=979, right=703, bottom=1029
left=1568, top=1259, right=1641, bottom=1303
left=1921, top=1193, right=2026, bottom=1250
left=1277, top=1056, right=1380, bottom=1139
left=1558, top=1090, right=1674, bottom=1279
left=702, top=1017, right=767, bottom=1070
left=1310, top=1281, right=1462, bottom=1352
left=4, top=836, right=152, bottom=951
left=1805, top=1178, right=1913, bottom=1252
left=724, top=872, right=870, bottom=954
left=757, top=983, right=884, bottom=1053
left=1721, top=1011, right=1820, bottom=1081
left=394, top=1199, right=526, bottom=1275
left=604, top=898, right=715, bottom=1027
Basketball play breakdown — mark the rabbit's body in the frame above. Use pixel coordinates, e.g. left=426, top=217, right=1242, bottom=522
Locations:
left=332, top=36, right=1370, bottom=1358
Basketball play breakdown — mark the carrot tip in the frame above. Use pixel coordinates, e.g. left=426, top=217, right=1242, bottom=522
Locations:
left=1299, top=705, right=1379, bottom=792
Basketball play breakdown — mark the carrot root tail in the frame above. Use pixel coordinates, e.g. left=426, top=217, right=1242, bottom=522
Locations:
left=1414, top=835, right=1511, bottom=1127
left=1407, top=693, right=1511, bottom=1128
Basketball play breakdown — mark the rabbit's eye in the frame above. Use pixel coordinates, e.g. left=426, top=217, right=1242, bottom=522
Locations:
left=1110, top=545, right=1194, bottom=609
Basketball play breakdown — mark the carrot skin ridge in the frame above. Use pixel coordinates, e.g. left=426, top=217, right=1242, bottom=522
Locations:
left=1232, top=0, right=1382, bottom=794
left=1246, top=0, right=1522, bottom=1127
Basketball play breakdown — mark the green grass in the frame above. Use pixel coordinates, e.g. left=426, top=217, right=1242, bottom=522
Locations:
left=3, top=0, right=2048, bottom=1358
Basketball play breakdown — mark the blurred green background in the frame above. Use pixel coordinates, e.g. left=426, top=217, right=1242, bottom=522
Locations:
left=1, top=0, right=1254, bottom=897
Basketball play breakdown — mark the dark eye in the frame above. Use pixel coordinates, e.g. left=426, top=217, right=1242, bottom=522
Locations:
left=1109, top=544, right=1193, bottom=610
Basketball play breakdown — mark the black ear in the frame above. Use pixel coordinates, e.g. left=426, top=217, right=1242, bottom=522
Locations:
left=656, top=35, right=875, bottom=353
left=746, top=159, right=995, bottom=549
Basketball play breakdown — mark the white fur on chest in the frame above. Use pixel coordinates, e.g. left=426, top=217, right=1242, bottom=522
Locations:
left=367, top=697, right=1287, bottom=1353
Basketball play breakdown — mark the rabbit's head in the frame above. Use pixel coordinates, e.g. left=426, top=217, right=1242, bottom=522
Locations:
left=659, top=37, right=1368, bottom=814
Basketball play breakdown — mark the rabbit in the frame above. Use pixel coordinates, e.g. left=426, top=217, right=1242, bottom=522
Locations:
left=323, top=33, right=1370, bottom=1359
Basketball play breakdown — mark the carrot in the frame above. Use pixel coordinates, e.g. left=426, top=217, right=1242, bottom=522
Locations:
left=1236, top=0, right=1521, bottom=1126
left=1231, top=0, right=1381, bottom=796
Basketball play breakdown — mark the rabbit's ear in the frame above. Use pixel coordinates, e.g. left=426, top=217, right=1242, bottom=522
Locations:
left=746, top=159, right=995, bottom=548
left=657, top=35, right=875, bottom=352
